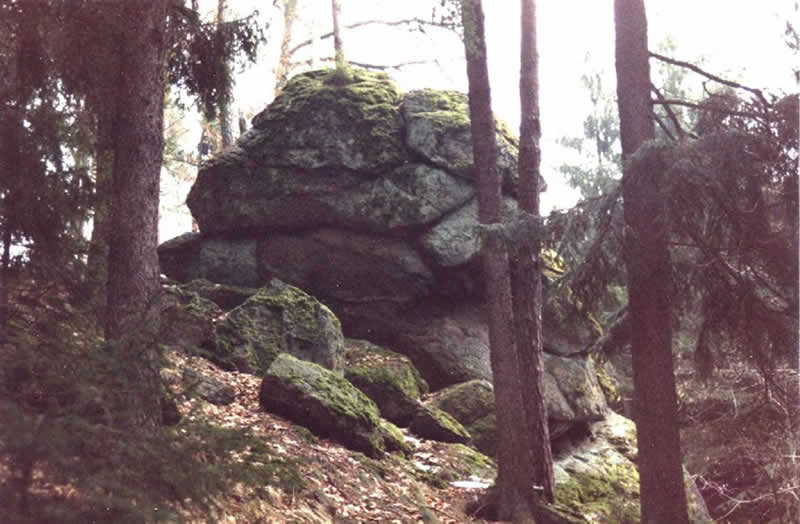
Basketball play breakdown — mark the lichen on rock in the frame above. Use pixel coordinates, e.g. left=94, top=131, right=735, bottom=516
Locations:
left=259, top=353, right=385, bottom=457
left=343, top=338, right=428, bottom=426
left=214, top=279, right=344, bottom=374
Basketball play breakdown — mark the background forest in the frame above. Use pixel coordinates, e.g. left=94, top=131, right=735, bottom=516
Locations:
left=0, top=0, right=797, bottom=522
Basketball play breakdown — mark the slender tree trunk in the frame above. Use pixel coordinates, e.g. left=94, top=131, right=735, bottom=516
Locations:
left=330, top=0, right=346, bottom=69
left=85, top=114, right=114, bottom=323
left=614, top=1, right=689, bottom=522
left=0, top=228, right=10, bottom=343
left=511, top=0, right=554, bottom=504
left=460, top=0, right=536, bottom=520
left=105, top=0, right=169, bottom=430
left=216, top=0, right=233, bottom=148
left=274, top=0, right=298, bottom=95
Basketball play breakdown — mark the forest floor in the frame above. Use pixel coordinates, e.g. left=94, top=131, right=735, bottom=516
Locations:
left=165, top=352, right=499, bottom=523
left=0, top=348, right=501, bottom=523
left=677, top=361, right=799, bottom=523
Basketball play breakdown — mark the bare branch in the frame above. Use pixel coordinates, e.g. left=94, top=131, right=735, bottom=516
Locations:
left=653, top=98, right=766, bottom=120
left=653, top=113, right=677, bottom=141
left=290, top=18, right=452, bottom=56
left=649, top=51, right=769, bottom=106
left=650, top=83, right=698, bottom=140
left=293, top=56, right=440, bottom=71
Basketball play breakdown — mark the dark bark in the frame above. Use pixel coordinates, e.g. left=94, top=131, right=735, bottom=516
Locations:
left=85, top=114, right=115, bottom=323
left=217, top=0, right=233, bottom=148
left=274, top=0, right=298, bottom=95
left=331, top=0, right=346, bottom=69
left=511, top=0, right=554, bottom=504
left=105, top=0, right=170, bottom=430
left=614, top=1, right=689, bottom=522
left=460, top=0, right=536, bottom=520
left=0, top=228, right=10, bottom=343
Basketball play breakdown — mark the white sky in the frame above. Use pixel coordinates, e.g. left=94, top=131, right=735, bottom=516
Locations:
left=162, top=0, right=797, bottom=240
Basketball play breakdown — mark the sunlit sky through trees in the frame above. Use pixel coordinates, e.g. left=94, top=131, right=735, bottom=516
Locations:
left=161, top=0, right=797, bottom=241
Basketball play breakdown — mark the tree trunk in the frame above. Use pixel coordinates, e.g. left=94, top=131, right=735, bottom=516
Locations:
left=0, top=228, right=10, bottom=344
left=274, top=0, right=298, bottom=95
left=613, top=1, right=689, bottom=522
left=216, top=0, right=233, bottom=148
left=105, top=0, right=169, bottom=430
left=511, top=0, right=554, bottom=504
left=85, top=114, right=114, bottom=323
left=460, top=0, right=537, bottom=520
left=331, top=0, right=346, bottom=70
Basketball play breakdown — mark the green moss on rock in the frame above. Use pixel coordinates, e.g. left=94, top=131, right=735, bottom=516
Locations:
left=379, top=420, right=415, bottom=456
left=409, top=405, right=470, bottom=444
left=214, top=279, right=343, bottom=374
left=344, top=338, right=427, bottom=425
left=259, top=353, right=385, bottom=457
left=250, top=69, right=405, bottom=172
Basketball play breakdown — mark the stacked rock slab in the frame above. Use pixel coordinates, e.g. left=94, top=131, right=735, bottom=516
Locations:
left=159, top=68, right=606, bottom=438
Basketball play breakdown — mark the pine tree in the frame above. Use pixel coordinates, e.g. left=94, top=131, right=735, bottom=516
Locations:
left=613, top=0, right=689, bottom=521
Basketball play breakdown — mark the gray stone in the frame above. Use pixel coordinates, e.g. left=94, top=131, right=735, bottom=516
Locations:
left=259, top=353, right=385, bottom=457
left=402, top=89, right=521, bottom=194
left=420, top=198, right=520, bottom=268
left=183, top=368, right=236, bottom=406
left=257, top=229, right=434, bottom=309
left=544, top=354, right=607, bottom=422
left=158, top=233, right=259, bottom=287
left=321, top=163, right=474, bottom=232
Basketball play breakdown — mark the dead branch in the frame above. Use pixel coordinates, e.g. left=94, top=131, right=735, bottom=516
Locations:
left=649, top=51, right=769, bottom=106
left=290, top=18, right=452, bottom=55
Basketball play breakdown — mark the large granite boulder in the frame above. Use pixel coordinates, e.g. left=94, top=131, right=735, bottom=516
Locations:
left=158, top=68, right=597, bottom=409
left=259, top=353, right=385, bottom=457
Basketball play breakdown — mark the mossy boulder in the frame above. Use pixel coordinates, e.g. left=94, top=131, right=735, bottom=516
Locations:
left=379, top=419, right=415, bottom=456
left=409, top=404, right=470, bottom=444
left=426, top=379, right=496, bottom=455
left=259, top=353, right=385, bottom=457
left=214, top=279, right=344, bottom=374
left=343, top=338, right=428, bottom=426
left=544, top=412, right=711, bottom=524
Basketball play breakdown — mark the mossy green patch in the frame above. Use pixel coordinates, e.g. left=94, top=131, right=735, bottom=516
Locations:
left=252, top=69, right=405, bottom=171
left=214, top=280, right=342, bottom=374
left=379, top=419, right=415, bottom=456
left=344, top=339, right=428, bottom=425
left=555, top=457, right=641, bottom=523
left=260, top=353, right=385, bottom=457
left=410, top=404, right=471, bottom=443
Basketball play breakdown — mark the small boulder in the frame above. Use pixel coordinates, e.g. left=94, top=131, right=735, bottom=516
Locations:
left=409, top=404, right=471, bottom=444
left=259, top=353, right=385, bottom=457
left=214, top=279, right=344, bottom=374
left=379, top=420, right=415, bottom=456
left=158, top=283, right=222, bottom=350
left=427, top=379, right=495, bottom=455
left=343, top=338, right=428, bottom=426
left=182, top=368, right=236, bottom=406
